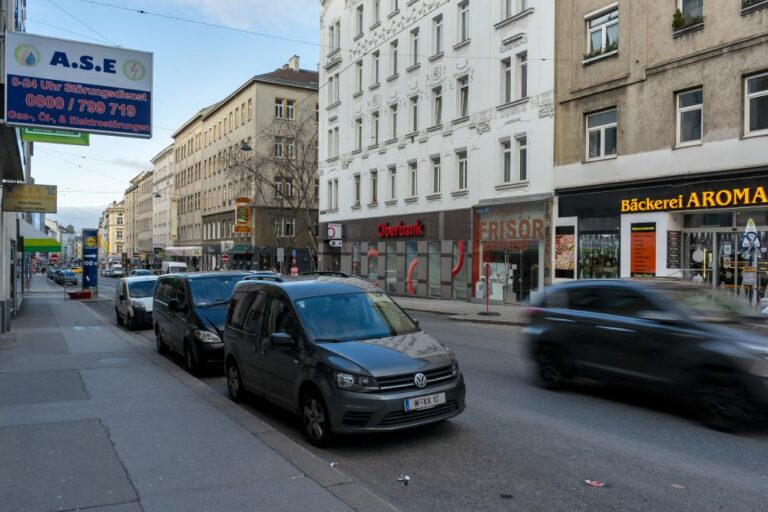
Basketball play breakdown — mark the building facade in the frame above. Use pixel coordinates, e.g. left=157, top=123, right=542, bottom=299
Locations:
left=151, top=145, right=175, bottom=266
left=101, top=200, right=125, bottom=262
left=554, top=0, right=768, bottom=289
left=172, top=56, right=319, bottom=272
left=319, top=0, right=555, bottom=302
left=134, top=171, right=154, bottom=267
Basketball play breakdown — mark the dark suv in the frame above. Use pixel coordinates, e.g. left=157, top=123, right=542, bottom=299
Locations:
left=223, top=276, right=465, bottom=447
left=153, top=272, right=249, bottom=374
left=526, top=279, right=768, bottom=431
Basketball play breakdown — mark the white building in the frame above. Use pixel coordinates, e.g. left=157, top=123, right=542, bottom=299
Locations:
left=318, top=0, right=554, bottom=303
left=151, top=145, right=175, bottom=260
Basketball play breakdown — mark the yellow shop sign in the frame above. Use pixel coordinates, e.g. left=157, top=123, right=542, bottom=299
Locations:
left=621, top=187, right=768, bottom=213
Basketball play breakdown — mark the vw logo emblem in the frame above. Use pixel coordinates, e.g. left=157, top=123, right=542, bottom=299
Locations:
left=414, top=373, right=427, bottom=388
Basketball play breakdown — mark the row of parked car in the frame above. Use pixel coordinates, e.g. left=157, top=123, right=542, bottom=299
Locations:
left=47, top=266, right=78, bottom=286
left=113, top=270, right=466, bottom=446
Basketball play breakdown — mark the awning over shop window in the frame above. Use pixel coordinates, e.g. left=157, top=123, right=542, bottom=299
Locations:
left=19, top=219, right=61, bottom=253
left=228, top=244, right=252, bottom=255
left=165, top=246, right=202, bottom=257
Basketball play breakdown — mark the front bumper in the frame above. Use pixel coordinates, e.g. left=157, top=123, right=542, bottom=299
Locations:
left=327, top=373, right=466, bottom=434
left=130, top=309, right=153, bottom=326
left=196, top=342, right=224, bottom=364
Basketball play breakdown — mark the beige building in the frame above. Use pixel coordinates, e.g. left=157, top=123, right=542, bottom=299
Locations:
left=123, top=170, right=153, bottom=266
left=98, top=200, right=125, bottom=262
left=151, top=145, right=175, bottom=257
left=553, top=0, right=768, bottom=285
left=171, top=56, right=319, bottom=271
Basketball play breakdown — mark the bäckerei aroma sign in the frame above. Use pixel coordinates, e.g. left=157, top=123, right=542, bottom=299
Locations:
left=621, top=187, right=768, bottom=213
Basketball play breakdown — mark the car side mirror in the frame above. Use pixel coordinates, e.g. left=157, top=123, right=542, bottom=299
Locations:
left=639, top=310, right=680, bottom=325
left=168, top=299, right=182, bottom=312
left=271, top=332, right=294, bottom=347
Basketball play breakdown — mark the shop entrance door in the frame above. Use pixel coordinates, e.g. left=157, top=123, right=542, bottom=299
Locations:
left=502, top=243, right=540, bottom=304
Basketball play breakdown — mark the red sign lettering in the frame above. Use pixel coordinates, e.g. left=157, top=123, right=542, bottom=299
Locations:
left=377, top=220, right=424, bottom=238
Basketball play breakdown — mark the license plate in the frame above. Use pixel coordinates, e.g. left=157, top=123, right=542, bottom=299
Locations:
left=404, top=392, right=446, bottom=412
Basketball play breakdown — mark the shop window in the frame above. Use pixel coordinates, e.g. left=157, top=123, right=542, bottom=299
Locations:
left=452, top=241, right=469, bottom=300
left=677, top=88, right=703, bottom=146
left=352, top=242, right=361, bottom=276
left=367, top=243, right=379, bottom=281
left=683, top=212, right=733, bottom=228
left=405, top=241, right=419, bottom=295
left=385, top=242, right=398, bottom=293
left=586, top=109, right=617, bottom=160
left=428, top=241, right=442, bottom=297
left=578, top=232, right=619, bottom=279
left=735, top=210, right=768, bottom=227
left=745, top=72, right=768, bottom=136
left=555, top=226, right=576, bottom=279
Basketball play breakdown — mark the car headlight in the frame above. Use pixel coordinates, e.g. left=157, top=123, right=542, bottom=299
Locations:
left=333, top=371, right=379, bottom=392
left=132, top=301, right=145, bottom=310
left=446, top=348, right=460, bottom=377
left=194, top=330, right=221, bottom=344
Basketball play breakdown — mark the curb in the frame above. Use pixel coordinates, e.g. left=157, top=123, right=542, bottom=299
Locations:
left=79, top=299, right=399, bottom=512
left=448, top=315, right=526, bottom=327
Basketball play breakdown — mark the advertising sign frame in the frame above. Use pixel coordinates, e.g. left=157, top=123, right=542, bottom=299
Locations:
left=2, top=183, right=57, bottom=213
left=82, top=228, right=98, bottom=289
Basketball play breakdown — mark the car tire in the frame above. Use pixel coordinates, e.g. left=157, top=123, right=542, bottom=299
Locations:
left=115, top=308, right=124, bottom=326
left=300, top=389, right=333, bottom=448
left=126, top=314, right=137, bottom=331
left=535, top=346, right=569, bottom=391
left=184, top=342, right=201, bottom=376
left=226, top=360, right=245, bottom=403
left=695, top=374, right=755, bottom=433
left=155, top=327, right=168, bottom=355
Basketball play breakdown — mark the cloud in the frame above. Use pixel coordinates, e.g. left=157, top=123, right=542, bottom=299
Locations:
left=50, top=207, right=105, bottom=232
left=111, top=157, right=152, bottom=169
left=165, top=0, right=319, bottom=32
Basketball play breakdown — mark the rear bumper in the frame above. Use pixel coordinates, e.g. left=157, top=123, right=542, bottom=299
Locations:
left=327, top=374, right=466, bottom=434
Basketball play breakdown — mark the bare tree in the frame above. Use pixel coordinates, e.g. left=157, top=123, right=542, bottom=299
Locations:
left=227, top=103, right=319, bottom=269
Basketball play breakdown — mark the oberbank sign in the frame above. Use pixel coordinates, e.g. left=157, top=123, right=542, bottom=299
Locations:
left=4, top=32, right=152, bottom=138
left=621, top=186, right=768, bottom=213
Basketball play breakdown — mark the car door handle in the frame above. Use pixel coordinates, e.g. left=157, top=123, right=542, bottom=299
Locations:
left=596, top=325, right=635, bottom=334
left=545, top=317, right=576, bottom=323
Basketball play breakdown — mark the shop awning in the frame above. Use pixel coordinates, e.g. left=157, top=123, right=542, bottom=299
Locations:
left=165, top=246, right=202, bottom=257
left=20, top=219, right=61, bottom=253
left=228, top=244, right=252, bottom=255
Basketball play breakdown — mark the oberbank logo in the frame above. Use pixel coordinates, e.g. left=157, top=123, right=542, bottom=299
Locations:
left=14, top=44, right=40, bottom=67
left=123, top=59, right=146, bottom=81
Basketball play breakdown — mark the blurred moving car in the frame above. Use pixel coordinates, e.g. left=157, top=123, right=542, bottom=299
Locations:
left=110, top=265, right=125, bottom=277
left=128, top=269, right=153, bottom=277
left=223, top=276, right=465, bottom=447
left=153, top=271, right=249, bottom=374
left=115, top=276, right=158, bottom=330
left=70, top=267, right=82, bottom=274
left=526, top=279, right=768, bottom=431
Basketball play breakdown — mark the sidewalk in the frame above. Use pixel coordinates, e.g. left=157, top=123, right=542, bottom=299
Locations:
left=0, top=275, right=395, bottom=512
left=393, top=295, right=526, bottom=326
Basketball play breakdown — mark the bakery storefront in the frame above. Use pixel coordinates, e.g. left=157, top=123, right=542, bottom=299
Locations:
left=319, top=210, right=472, bottom=300
left=556, top=172, right=768, bottom=290
left=471, top=199, right=552, bottom=304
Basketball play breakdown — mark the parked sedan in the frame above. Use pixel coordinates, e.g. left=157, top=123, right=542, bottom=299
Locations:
left=56, top=270, right=78, bottom=286
left=526, top=279, right=768, bottom=431
left=223, top=276, right=465, bottom=447
left=128, top=269, right=154, bottom=277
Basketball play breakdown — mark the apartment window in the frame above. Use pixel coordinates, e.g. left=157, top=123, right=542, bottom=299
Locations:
left=390, top=40, right=399, bottom=76
left=586, top=109, right=618, bottom=160
left=333, top=179, right=339, bottom=209
left=678, top=0, right=703, bottom=19
left=587, top=8, right=619, bottom=56
left=677, top=88, right=703, bottom=146
left=457, top=151, right=468, bottom=190
left=327, top=130, right=334, bottom=157
left=286, top=100, right=295, bottom=120
left=458, top=1, right=470, bottom=43
left=502, top=58, right=512, bottom=103
left=275, top=177, right=293, bottom=199
left=235, top=107, right=239, bottom=126
left=432, top=86, right=443, bottom=125
left=275, top=98, right=284, bottom=119
left=433, top=15, right=443, bottom=54
left=746, top=72, right=768, bottom=136
left=327, top=181, right=334, bottom=209
left=370, top=170, right=378, bottom=204
left=431, top=157, right=441, bottom=193
left=518, top=53, right=528, bottom=99
left=388, top=166, right=397, bottom=200
left=117, top=217, right=123, bottom=225
left=273, top=217, right=295, bottom=238
left=355, top=118, right=363, bottom=150
left=372, top=51, right=380, bottom=84
left=247, top=99, right=253, bottom=120
left=372, top=111, right=380, bottom=145
left=502, top=140, right=513, bottom=183
left=333, top=127, right=340, bottom=157
left=353, top=174, right=361, bottom=207
left=355, top=60, right=364, bottom=94
left=458, top=75, right=469, bottom=118
left=116, top=230, right=123, bottom=239
left=390, top=0, right=399, bottom=14
left=328, top=75, right=339, bottom=104
left=410, top=96, right=419, bottom=132
left=356, top=4, right=364, bottom=36
left=517, top=136, right=528, bottom=181
left=274, top=136, right=284, bottom=158
left=285, top=137, right=295, bottom=159
left=372, top=0, right=380, bottom=25
left=389, top=103, right=398, bottom=139
left=503, top=0, right=529, bottom=19
left=410, top=28, right=419, bottom=67
left=408, top=161, right=418, bottom=197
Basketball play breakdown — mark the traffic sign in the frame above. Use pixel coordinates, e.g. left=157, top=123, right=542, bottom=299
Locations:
left=221, top=254, right=229, bottom=264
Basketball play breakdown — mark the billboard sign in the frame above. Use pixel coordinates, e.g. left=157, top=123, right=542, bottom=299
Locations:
left=234, top=201, right=251, bottom=234
left=2, top=183, right=57, bottom=213
left=21, top=127, right=89, bottom=145
left=82, top=229, right=98, bottom=289
left=5, top=31, right=152, bottom=138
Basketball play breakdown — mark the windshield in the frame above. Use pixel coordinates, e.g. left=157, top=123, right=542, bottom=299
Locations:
left=132, top=270, right=152, bottom=276
left=663, top=286, right=762, bottom=321
left=128, top=280, right=156, bottom=298
left=189, top=275, right=246, bottom=307
left=294, top=292, right=419, bottom=342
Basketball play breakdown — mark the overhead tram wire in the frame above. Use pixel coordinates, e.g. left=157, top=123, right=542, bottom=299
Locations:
left=37, top=148, right=133, bottom=183
left=27, top=18, right=111, bottom=44
left=46, top=0, right=119, bottom=46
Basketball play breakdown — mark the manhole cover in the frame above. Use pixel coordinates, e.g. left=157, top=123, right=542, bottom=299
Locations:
left=98, top=357, right=130, bottom=364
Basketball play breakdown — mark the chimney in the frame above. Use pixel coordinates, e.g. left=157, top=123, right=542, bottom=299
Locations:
left=288, top=55, right=300, bottom=71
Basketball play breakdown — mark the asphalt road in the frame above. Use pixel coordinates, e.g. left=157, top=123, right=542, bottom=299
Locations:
left=84, top=296, right=768, bottom=512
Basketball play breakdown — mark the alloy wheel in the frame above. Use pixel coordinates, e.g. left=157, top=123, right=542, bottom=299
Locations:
left=537, top=349, right=566, bottom=391
left=697, top=385, right=754, bottom=432
left=301, top=392, right=332, bottom=447
left=227, top=362, right=243, bottom=402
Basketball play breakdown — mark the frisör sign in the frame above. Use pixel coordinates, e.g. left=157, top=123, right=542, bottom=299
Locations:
left=4, top=32, right=153, bottom=138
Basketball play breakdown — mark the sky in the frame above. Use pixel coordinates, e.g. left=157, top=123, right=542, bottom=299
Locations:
left=26, top=0, right=321, bottom=230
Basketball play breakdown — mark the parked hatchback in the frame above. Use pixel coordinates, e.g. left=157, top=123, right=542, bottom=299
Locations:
left=223, top=276, right=466, bottom=447
left=115, top=276, right=158, bottom=330
left=526, top=279, right=768, bottom=431
left=153, top=272, right=250, bottom=374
